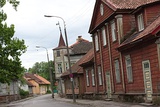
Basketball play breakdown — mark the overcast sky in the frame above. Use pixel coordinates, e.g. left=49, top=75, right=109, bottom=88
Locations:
left=3, top=0, right=95, bottom=69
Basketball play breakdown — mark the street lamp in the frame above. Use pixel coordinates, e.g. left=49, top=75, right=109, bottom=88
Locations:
left=44, top=15, right=76, bottom=103
left=36, top=46, right=54, bottom=98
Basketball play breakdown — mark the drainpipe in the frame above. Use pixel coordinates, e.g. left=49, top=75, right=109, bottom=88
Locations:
left=97, top=30, right=106, bottom=94
left=105, top=23, right=115, bottom=93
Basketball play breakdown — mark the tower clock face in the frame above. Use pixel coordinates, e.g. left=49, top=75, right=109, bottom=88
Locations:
left=100, top=4, right=104, bottom=16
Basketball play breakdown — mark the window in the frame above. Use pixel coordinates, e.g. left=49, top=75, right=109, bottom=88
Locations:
left=125, top=55, right=133, bottom=82
left=116, top=15, right=123, bottom=41
left=137, top=14, right=144, bottom=31
left=98, top=66, right=102, bottom=85
left=114, top=59, right=121, bottom=83
left=100, top=4, right=104, bottom=16
left=86, top=70, right=89, bottom=86
left=95, top=34, right=99, bottom=51
left=102, top=27, right=107, bottom=46
left=58, top=63, right=62, bottom=73
left=111, top=20, right=116, bottom=41
left=91, top=68, right=95, bottom=86
left=65, top=63, right=68, bottom=70
left=57, top=50, right=60, bottom=57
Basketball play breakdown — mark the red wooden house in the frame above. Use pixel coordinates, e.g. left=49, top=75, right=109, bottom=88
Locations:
left=61, top=48, right=93, bottom=99
left=88, top=0, right=160, bottom=102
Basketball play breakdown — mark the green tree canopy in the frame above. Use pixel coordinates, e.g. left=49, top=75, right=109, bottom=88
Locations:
left=28, top=61, right=55, bottom=81
left=0, top=0, right=27, bottom=83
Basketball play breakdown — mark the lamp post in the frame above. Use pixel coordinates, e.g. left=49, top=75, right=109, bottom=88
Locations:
left=44, top=15, right=76, bottom=103
left=36, top=46, right=54, bottom=98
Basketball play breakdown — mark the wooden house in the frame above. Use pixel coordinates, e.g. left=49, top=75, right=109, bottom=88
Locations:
left=88, top=0, right=160, bottom=102
left=24, top=73, right=51, bottom=95
left=61, top=48, right=94, bottom=98
left=53, top=33, right=92, bottom=96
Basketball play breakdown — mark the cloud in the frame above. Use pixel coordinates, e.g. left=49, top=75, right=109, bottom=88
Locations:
left=3, top=0, right=95, bottom=69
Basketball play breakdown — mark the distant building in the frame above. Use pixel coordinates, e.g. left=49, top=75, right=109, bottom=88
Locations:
left=53, top=33, right=92, bottom=96
left=23, top=73, right=51, bottom=95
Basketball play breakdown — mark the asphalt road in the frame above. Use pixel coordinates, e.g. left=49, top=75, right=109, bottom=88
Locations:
left=2, top=94, right=91, bottom=107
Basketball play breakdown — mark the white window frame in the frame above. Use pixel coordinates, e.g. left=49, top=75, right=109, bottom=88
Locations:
left=102, top=27, right=107, bottom=46
left=57, top=50, right=60, bottom=57
left=111, top=20, right=116, bottom=42
left=137, top=14, right=144, bottom=31
left=91, top=68, right=95, bottom=86
left=114, top=59, right=121, bottom=83
left=98, top=66, right=102, bottom=85
left=86, top=70, right=89, bottom=86
left=116, top=15, right=123, bottom=43
left=125, top=55, right=133, bottom=82
left=58, top=63, right=62, bottom=73
left=95, top=34, right=99, bottom=51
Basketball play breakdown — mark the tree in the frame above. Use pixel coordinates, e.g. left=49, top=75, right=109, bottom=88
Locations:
left=28, top=61, right=55, bottom=81
left=0, top=0, right=27, bottom=83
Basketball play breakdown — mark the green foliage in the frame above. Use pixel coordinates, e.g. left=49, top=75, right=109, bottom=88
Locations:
left=153, top=96, right=160, bottom=105
left=0, top=0, right=27, bottom=83
left=46, top=90, right=51, bottom=94
left=19, top=88, right=29, bottom=98
left=28, top=61, right=55, bottom=81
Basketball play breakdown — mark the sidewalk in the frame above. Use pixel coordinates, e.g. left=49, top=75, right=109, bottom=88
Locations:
left=54, top=93, right=155, bottom=107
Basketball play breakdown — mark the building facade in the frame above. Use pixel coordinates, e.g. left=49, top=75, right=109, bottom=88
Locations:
left=88, top=0, right=160, bottom=102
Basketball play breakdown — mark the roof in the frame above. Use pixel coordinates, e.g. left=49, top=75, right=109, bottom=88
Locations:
left=103, top=0, right=159, bottom=10
left=24, top=73, right=50, bottom=85
left=53, top=33, right=66, bottom=50
left=69, top=36, right=93, bottom=55
left=79, top=48, right=94, bottom=66
left=61, top=48, right=94, bottom=77
left=118, top=15, right=160, bottom=50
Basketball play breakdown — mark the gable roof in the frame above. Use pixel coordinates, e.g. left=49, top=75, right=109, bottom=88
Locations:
left=24, top=73, right=50, bottom=85
left=61, top=48, right=94, bottom=77
left=79, top=48, right=94, bottom=66
left=118, top=15, right=160, bottom=51
left=69, top=36, right=93, bottom=55
left=89, top=0, right=159, bottom=33
left=103, top=0, right=159, bottom=10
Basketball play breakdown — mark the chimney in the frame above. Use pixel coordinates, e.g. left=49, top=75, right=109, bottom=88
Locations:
left=77, top=36, right=83, bottom=42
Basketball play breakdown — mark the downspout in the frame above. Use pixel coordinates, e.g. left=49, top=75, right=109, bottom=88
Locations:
left=97, top=30, right=106, bottom=93
left=105, top=23, right=115, bottom=93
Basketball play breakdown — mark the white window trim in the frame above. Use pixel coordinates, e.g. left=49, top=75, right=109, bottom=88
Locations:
left=125, top=55, right=133, bottom=82
left=116, top=15, right=123, bottom=43
left=111, top=20, right=116, bottom=42
left=115, top=59, right=121, bottom=83
left=86, top=70, right=89, bottom=86
left=98, top=66, right=102, bottom=85
left=137, top=14, right=144, bottom=31
left=91, top=69, right=95, bottom=86
left=95, top=34, right=99, bottom=51
left=102, top=27, right=107, bottom=46
left=58, top=63, right=62, bottom=73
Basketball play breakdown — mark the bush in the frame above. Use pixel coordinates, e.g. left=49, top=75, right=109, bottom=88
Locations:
left=19, top=88, right=29, bottom=98
left=46, top=90, right=51, bottom=94
left=153, top=96, right=160, bottom=105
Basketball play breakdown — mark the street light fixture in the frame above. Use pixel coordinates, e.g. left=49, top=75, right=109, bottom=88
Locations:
left=44, top=15, right=76, bottom=103
left=36, top=46, right=54, bottom=98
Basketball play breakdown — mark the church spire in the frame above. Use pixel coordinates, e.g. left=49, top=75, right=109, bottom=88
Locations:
left=56, top=22, right=66, bottom=47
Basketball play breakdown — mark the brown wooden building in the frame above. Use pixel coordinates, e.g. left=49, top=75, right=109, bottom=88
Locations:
left=88, top=0, right=160, bottom=102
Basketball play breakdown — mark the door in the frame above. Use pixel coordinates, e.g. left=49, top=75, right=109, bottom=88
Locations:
left=106, top=72, right=112, bottom=98
left=142, top=60, right=152, bottom=101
